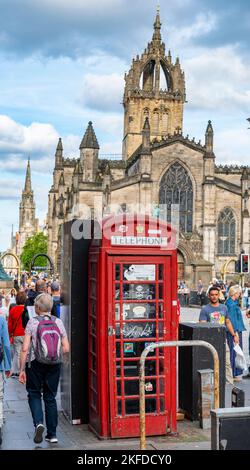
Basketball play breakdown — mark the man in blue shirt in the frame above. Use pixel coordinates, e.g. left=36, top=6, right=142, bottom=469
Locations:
left=0, top=315, right=11, bottom=446
left=199, top=286, right=237, bottom=385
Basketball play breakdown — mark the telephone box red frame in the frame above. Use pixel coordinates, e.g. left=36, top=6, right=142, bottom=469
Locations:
left=88, top=214, right=178, bottom=438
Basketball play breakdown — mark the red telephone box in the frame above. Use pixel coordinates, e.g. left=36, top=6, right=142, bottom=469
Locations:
left=88, top=214, right=178, bottom=438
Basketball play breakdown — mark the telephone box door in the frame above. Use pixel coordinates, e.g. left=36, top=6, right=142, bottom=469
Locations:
left=108, top=256, right=175, bottom=438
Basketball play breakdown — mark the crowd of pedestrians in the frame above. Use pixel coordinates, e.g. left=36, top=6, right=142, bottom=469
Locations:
left=0, top=275, right=69, bottom=446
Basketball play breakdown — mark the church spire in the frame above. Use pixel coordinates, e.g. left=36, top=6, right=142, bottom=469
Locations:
left=80, top=121, right=99, bottom=149
left=152, top=7, right=162, bottom=44
left=24, top=158, right=32, bottom=193
left=55, top=137, right=63, bottom=168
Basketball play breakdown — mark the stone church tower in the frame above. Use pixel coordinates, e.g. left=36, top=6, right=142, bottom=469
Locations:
left=123, top=10, right=185, bottom=159
left=47, top=11, right=250, bottom=286
left=17, top=159, right=38, bottom=255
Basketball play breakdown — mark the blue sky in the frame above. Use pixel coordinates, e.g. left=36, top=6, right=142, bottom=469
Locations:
left=0, top=0, right=250, bottom=250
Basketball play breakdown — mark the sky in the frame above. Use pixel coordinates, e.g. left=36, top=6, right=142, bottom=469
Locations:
left=0, top=0, right=250, bottom=251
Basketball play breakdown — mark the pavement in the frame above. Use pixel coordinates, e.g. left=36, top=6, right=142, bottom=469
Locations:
left=1, top=307, right=250, bottom=451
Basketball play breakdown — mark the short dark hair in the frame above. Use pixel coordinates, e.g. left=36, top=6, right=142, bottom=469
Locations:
left=16, top=291, right=27, bottom=305
left=208, top=285, right=220, bottom=295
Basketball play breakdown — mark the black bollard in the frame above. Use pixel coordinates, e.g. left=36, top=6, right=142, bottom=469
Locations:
left=232, top=387, right=245, bottom=407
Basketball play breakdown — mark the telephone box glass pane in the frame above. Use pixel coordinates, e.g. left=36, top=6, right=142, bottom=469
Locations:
left=117, top=400, right=122, bottom=415
left=160, top=397, right=165, bottom=412
left=116, top=323, right=121, bottom=338
left=158, top=303, right=164, bottom=318
left=116, top=343, right=121, bottom=358
left=158, top=322, right=164, bottom=339
left=124, top=398, right=157, bottom=414
left=122, top=284, right=156, bottom=300
left=115, top=304, right=120, bottom=320
left=145, top=398, right=157, bottom=413
left=123, top=264, right=156, bottom=281
left=160, top=378, right=165, bottom=393
left=158, top=284, right=163, bottom=300
left=122, top=303, right=156, bottom=320
left=117, top=381, right=121, bottom=396
left=123, top=360, right=139, bottom=377
left=122, top=321, right=156, bottom=339
left=124, top=380, right=139, bottom=396
left=159, top=358, right=165, bottom=374
left=159, top=264, right=164, bottom=280
left=115, top=264, right=120, bottom=280
left=145, top=360, right=156, bottom=376
left=116, top=362, right=121, bottom=377
left=115, top=284, right=120, bottom=300
left=125, top=399, right=139, bottom=414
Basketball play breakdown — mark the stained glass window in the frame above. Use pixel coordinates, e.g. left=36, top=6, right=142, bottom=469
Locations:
left=159, top=162, right=193, bottom=233
left=217, top=208, right=236, bottom=255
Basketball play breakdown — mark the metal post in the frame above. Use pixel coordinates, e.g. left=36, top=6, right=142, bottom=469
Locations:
left=139, top=340, right=220, bottom=450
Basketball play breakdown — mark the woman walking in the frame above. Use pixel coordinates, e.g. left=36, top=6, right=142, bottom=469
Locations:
left=226, top=285, right=246, bottom=381
left=8, top=291, right=26, bottom=377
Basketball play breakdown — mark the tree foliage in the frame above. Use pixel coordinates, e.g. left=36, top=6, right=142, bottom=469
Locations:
left=21, top=232, right=48, bottom=271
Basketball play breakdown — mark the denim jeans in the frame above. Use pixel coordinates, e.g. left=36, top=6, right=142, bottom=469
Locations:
left=26, top=360, right=61, bottom=437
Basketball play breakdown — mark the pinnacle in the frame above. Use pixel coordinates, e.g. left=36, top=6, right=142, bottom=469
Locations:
left=80, top=121, right=99, bottom=150
left=206, top=120, right=213, bottom=133
left=152, top=8, right=162, bottom=43
left=56, top=137, right=63, bottom=151
left=143, top=116, right=150, bottom=131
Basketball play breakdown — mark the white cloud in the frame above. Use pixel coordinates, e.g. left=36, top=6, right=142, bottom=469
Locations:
left=169, top=12, right=217, bottom=48
left=215, top=126, right=250, bottom=164
left=0, top=179, right=21, bottom=200
left=0, top=115, right=59, bottom=154
left=184, top=46, right=250, bottom=111
left=81, top=73, right=123, bottom=112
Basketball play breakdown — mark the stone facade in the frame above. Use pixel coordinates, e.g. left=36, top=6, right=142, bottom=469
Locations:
left=17, top=159, right=39, bottom=256
left=47, top=12, right=250, bottom=286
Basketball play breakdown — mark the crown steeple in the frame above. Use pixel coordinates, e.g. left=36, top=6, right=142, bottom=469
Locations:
left=123, top=12, right=186, bottom=159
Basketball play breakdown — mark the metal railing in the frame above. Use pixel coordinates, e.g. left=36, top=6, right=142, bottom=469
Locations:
left=139, top=340, right=220, bottom=450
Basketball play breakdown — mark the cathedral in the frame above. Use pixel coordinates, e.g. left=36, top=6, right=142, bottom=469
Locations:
left=47, top=12, right=250, bottom=287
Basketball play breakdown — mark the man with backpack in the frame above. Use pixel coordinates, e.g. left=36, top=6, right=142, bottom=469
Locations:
left=19, top=293, right=69, bottom=444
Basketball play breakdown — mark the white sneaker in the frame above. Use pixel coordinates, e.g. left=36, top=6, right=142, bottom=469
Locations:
left=33, top=424, right=45, bottom=444
left=45, top=436, right=58, bottom=443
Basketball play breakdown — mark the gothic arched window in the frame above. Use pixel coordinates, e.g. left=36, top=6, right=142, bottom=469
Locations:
left=159, top=162, right=193, bottom=233
left=217, top=208, right=236, bottom=255
left=152, top=109, right=159, bottom=133
left=162, top=112, right=168, bottom=134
